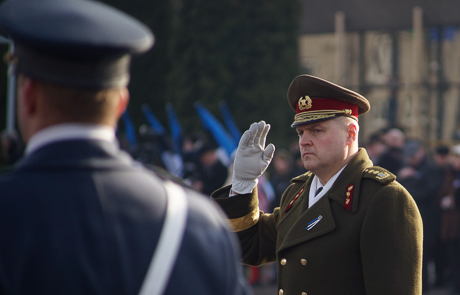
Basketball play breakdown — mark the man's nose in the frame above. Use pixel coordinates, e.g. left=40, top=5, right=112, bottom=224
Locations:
left=299, top=133, right=312, bottom=146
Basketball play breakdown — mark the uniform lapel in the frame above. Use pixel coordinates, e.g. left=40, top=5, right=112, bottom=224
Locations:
left=277, top=172, right=314, bottom=234
left=327, top=149, right=373, bottom=213
left=278, top=194, right=335, bottom=252
left=277, top=149, right=373, bottom=252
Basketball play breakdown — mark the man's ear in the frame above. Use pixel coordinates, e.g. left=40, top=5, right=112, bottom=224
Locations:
left=19, top=76, right=38, bottom=116
left=346, top=123, right=358, bottom=145
left=116, top=87, right=130, bottom=118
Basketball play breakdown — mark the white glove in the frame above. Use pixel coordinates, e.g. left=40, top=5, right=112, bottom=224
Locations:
left=232, top=121, right=275, bottom=194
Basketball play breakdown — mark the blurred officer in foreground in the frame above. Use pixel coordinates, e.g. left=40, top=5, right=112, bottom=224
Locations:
left=211, top=75, right=423, bottom=295
left=0, top=1, right=250, bottom=294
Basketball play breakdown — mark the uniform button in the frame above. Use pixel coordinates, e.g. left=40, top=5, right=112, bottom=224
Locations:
left=300, top=258, right=307, bottom=266
left=279, top=289, right=284, bottom=295
left=280, top=258, right=287, bottom=266
left=302, top=292, right=307, bottom=295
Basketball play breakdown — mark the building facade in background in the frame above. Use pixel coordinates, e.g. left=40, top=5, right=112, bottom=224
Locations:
left=298, top=1, right=460, bottom=146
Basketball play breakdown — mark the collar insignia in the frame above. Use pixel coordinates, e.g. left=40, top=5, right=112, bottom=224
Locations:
left=285, top=187, right=305, bottom=212
left=344, top=184, right=354, bottom=210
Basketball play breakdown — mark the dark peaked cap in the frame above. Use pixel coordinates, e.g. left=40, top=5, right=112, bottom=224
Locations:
left=288, top=75, right=370, bottom=127
left=0, top=0, right=154, bottom=88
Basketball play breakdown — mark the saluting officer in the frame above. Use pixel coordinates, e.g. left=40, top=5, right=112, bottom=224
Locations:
left=212, top=75, right=423, bottom=295
left=0, top=1, right=250, bottom=294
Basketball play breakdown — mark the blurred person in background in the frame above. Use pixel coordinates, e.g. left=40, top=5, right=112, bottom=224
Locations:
left=378, top=128, right=405, bottom=174
left=269, top=148, right=295, bottom=211
left=398, top=140, right=445, bottom=293
left=431, top=145, right=452, bottom=288
left=193, top=142, right=229, bottom=195
left=365, top=131, right=387, bottom=165
left=437, top=144, right=460, bottom=294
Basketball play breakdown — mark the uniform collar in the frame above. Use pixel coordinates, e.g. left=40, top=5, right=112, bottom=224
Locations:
left=292, top=148, right=373, bottom=213
left=326, top=148, right=373, bottom=212
left=309, top=164, right=347, bottom=208
left=26, top=123, right=117, bottom=156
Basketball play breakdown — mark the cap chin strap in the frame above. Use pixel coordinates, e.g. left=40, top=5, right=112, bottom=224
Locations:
left=138, top=181, right=188, bottom=295
left=291, top=112, right=358, bottom=127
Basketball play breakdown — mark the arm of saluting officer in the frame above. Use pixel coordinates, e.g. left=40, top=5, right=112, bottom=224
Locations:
left=231, top=121, right=275, bottom=195
left=360, top=183, right=423, bottom=295
left=212, top=185, right=280, bottom=266
left=211, top=121, right=278, bottom=266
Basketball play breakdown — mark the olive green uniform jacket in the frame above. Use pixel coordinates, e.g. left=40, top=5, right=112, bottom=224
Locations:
left=212, top=148, right=423, bottom=295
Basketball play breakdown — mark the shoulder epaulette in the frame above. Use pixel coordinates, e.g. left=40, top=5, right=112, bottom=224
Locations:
left=291, top=171, right=312, bottom=183
left=362, top=166, right=395, bottom=185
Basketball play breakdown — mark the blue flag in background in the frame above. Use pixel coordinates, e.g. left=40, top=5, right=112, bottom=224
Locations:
left=166, top=103, right=183, bottom=155
left=141, top=104, right=183, bottom=176
left=121, top=111, right=137, bottom=151
left=194, top=101, right=237, bottom=157
left=219, top=100, right=241, bottom=143
left=141, top=104, right=166, bottom=135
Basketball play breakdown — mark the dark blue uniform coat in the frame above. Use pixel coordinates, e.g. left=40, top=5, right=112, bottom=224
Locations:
left=0, top=139, right=250, bottom=295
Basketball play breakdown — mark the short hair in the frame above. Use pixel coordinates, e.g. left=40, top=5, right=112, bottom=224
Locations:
left=36, top=79, right=121, bottom=125
left=335, top=115, right=360, bottom=135
left=274, top=148, right=294, bottom=167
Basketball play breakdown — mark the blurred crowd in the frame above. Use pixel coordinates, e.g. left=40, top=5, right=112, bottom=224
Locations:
left=1, top=125, right=460, bottom=292
left=366, top=127, right=460, bottom=294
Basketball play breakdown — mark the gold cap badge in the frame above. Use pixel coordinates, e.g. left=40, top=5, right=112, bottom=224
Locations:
left=298, top=96, right=312, bottom=111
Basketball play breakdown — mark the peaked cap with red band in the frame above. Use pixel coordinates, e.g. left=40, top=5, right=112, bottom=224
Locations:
left=287, top=75, right=370, bottom=127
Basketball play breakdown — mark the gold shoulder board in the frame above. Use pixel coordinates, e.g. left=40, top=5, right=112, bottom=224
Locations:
left=362, top=166, right=396, bottom=185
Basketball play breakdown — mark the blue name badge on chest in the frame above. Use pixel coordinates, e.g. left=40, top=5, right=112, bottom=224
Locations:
left=306, top=215, right=323, bottom=230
